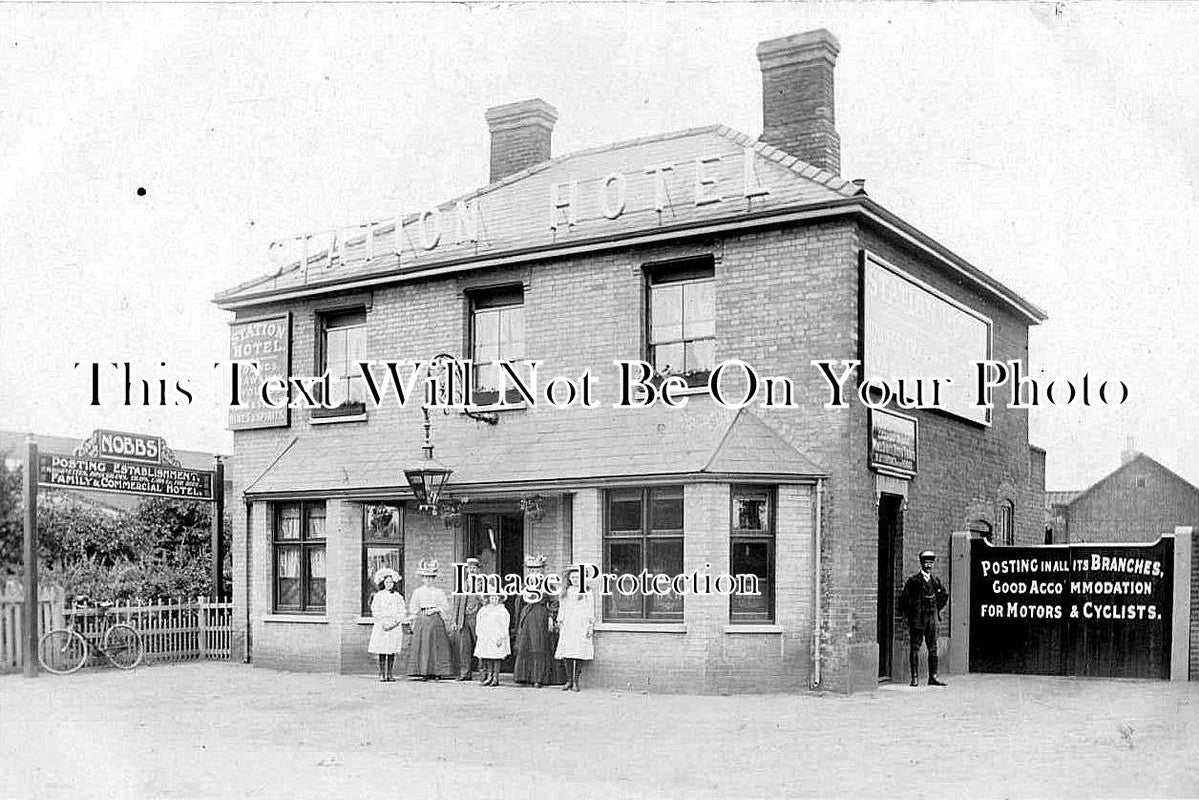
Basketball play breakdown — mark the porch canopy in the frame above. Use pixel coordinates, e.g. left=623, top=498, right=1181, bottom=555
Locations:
left=243, top=401, right=827, bottom=499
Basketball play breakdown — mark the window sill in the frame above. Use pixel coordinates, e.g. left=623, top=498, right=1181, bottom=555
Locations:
left=724, top=623, right=783, bottom=634
left=311, top=412, right=368, bottom=425
left=595, top=622, right=686, bottom=634
left=263, top=614, right=328, bottom=624
left=467, top=401, right=527, bottom=414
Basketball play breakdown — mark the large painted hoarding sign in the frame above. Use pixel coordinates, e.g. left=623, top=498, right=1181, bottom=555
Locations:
left=969, top=538, right=1173, bottom=679
left=228, top=313, right=291, bottom=431
left=863, top=252, right=992, bottom=426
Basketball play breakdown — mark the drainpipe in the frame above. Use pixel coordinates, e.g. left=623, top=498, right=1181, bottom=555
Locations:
left=810, top=478, right=824, bottom=689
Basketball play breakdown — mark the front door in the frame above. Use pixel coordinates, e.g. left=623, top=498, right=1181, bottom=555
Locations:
left=877, top=494, right=904, bottom=679
left=463, top=512, right=524, bottom=670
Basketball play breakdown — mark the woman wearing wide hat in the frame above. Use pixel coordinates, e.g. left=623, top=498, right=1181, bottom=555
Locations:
left=367, top=567, right=406, bottom=682
left=405, top=557, right=455, bottom=680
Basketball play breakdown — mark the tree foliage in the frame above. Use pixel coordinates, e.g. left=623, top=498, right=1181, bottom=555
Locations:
left=0, top=454, right=230, bottom=602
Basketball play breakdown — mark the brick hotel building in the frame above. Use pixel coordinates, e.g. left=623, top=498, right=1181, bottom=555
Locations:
left=215, top=30, right=1048, bottom=692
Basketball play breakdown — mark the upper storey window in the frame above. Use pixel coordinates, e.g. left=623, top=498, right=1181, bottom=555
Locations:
left=647, top=257, right=715, bottom=389
left=309, top=309, right=364, bottom=419
left=470, top=285, right=526, bottom=406
left=316, top=308, right=367, bottom=416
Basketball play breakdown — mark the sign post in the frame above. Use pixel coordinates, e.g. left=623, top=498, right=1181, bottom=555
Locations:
left=22, top=429, right=223, bottom=676
left=211, top=458, right=225, bottom=601
left=23, top=437, right=39, bottom=677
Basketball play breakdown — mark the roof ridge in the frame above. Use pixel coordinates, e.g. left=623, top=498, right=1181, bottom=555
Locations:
left=216, top=263, right=303, bottom=300
left=711, top=126, right=863, bottom=198
left=216, top=125, right=740, bottom=299
left=244, top=436, right=300, bottom=495
left=1067, top=452, right=1199, bottom=508
left=700, top=406, right=747, bottom=472
left=453, top=123, right=729, bottom=206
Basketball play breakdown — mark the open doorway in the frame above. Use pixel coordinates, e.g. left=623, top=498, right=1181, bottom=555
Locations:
left=463, top=511, right=523, bottom=671
left=877, top=494, right=904, bottom=680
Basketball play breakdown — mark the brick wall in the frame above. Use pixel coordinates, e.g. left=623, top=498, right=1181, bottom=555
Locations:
left=226, top=213, right=1037, bottom=692
left=1191, top=533, right=1198, bottom=679
left=577, top=484, right=815, bottom=694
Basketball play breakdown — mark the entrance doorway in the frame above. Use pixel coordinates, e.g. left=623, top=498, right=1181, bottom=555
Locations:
left=877, top=494, right=904, bottom=679
left=462, top=511, right=524, bottom=670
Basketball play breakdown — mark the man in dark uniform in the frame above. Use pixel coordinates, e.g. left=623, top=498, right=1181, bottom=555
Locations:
left=899, top=549, right=949, bottom=687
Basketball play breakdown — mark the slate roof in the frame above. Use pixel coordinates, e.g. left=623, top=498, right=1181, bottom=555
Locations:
left=1065, top=453, right=1199, bottom=509
left=214, top=124, right=1045, bottom=323
left=243, top=401, right=826, bottom=497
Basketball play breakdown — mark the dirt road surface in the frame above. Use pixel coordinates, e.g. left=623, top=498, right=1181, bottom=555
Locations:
left=2, top=663, right=1196, bottom=798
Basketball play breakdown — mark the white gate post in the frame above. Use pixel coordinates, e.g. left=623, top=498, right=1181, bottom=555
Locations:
left=947, top=530, right=973, bottom=675
left=1171, top=527, right=1192, bottom=682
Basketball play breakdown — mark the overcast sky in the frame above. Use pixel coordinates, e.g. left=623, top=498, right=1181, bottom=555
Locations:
left=1, top=2, right=1196, bottom=491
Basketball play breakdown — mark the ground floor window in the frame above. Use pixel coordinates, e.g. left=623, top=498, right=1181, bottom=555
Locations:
left=603, top=486, right=684, bottom=621
left=272, top=501, right=326, bottom=613
left=729, top=485, right=775, bottom=622
left=362, top=503, right=404, bottom=613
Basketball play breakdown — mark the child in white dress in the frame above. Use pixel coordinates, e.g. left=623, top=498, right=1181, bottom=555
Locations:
left=473, top=593, right=511, bottom=687
left=554, top=569, right=595, bottom=691
left=367, top=568, right=406, bottom=682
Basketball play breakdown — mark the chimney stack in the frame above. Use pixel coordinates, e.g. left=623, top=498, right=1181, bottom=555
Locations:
left=756, top=29, right=841, bottom=174
left=1120, top=436, right=1138, bottom=465
left=485, top=98, right=559, bottom=184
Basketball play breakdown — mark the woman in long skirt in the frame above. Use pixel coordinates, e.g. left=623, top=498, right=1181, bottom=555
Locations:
left=406, top=558, right=455, bottom=680
left=367, top=568, right=406, bottom=682
left=554, top=568, right=595, bottom=691
left=513, top=555, right=555, bottom=687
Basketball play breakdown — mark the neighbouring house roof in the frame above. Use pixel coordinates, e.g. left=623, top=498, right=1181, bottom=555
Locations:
left=1045, top=490, right=1081, bottom=508
left=1065, top=453, right=1199, bottom=510
left=243, top=401, right=827, bottom=497
left=213, top=125, right=1046, bottom=324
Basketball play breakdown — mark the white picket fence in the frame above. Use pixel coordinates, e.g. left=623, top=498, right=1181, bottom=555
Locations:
left=0, top=589, right=233, bottom=672
left=0, top=586, right=63, bottom=673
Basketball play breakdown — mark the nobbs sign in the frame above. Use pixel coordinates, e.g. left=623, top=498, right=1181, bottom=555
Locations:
left=36, top=429, right=216, bottom=501
left=96, top=429, right=162, bottom=464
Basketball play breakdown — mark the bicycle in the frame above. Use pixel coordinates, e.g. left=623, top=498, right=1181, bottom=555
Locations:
left=38, top=599, right=144, bottom=674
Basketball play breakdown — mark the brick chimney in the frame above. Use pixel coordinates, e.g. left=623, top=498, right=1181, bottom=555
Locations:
left=756, top=30, right=841, bottom=174
left=485, top=98, right=559, bottom=183
left=1120, top=436, right=1138, bottom=465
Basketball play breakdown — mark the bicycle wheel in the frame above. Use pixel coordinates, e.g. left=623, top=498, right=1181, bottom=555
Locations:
left=38, top=629, right=88, bottom=675
left=103, top=624, right=144, bottom=670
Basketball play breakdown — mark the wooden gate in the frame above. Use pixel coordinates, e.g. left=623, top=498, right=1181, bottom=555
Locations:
left=969, top=538, right=1174, bottom=678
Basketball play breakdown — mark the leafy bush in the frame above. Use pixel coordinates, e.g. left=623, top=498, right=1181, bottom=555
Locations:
left=0, top=455, right=230, bottom=602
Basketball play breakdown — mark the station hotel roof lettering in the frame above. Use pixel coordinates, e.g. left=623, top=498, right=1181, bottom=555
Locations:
left=215, top=29, right=1050, bottom=692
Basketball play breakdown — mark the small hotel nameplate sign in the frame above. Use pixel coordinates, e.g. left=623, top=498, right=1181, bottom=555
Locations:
left=228, top=313, right=292, bottom=430
left=869, top=408, right=918, bottom=477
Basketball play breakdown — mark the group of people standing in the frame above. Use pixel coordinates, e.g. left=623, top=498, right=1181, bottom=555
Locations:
left=368, top=555, right=595, bottom=691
